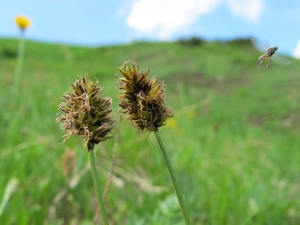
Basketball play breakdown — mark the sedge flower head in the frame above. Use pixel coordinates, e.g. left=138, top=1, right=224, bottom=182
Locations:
left=117, top=61, right=174, bottom=132
left=15, top=15, right=31, bottom=30
left=56, top=75, right=114, bottom=151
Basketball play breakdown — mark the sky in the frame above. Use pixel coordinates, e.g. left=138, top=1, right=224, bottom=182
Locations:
left=1, top=0, right=300, bottom=58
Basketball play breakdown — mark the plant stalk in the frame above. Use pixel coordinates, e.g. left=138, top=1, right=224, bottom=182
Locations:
left=62, top=179, right=70, bottom=225
left=88, top=149, right=110, bottom=225
left=154, top=131, right=192, bottom=225
left=12, top=30, right=25, bottom=96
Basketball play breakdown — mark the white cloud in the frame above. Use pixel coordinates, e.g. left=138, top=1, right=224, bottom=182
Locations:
left=226, top=0, right=264, bottom=22
left=293, top=40, right=300, bottom=59
left=125, top=0, right=264, bottom=38
left=126, top=0, right=221, bottom=39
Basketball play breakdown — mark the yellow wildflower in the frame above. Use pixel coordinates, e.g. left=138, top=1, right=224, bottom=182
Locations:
left=167, top=118, right=178, bottom=130
left=15, top=16, right=31, bottom=30
left=187, top=109, right=196, bottom=118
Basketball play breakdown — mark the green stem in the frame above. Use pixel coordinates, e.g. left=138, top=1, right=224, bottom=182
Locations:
left=154, top=131, right=192, bottom=225
left=7, top=30, right=25, bottom=145
left=88, top=150, right=110, bottom=225
left=12, top=30, right=25, bottom=96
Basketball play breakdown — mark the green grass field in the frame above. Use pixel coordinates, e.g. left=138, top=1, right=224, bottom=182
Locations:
left=1, top=37, right=300, bottom=224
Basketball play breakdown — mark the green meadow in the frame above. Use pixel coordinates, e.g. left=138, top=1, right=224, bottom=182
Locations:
left=1, top=37, right=300, bottom=224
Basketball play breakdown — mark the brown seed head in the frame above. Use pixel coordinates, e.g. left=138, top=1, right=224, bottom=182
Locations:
left=56, top=74, right=114, bottom=151
left=62, top=148, right=76, bottom=178
left=117, top=62, right=173, bottom=132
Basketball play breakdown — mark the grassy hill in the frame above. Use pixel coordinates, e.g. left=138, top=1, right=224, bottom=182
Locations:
left=1, top=37, right=300, bottom=224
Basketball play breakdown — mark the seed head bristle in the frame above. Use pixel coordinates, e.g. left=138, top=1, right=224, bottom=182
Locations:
left=56, top=74, right=114, bottom=151
left=117, top=62, right=173, bottom=132
left=62, top=148, right=76, bottom=178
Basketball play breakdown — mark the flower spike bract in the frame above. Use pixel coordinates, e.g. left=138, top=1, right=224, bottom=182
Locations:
left=57, top=75, right=114, bottom=151
left=117, top=62, right=173, bottom=132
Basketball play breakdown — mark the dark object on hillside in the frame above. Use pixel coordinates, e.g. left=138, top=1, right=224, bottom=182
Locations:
left=226, top=38, right=252, bottom=46
left=177, top=37, right=204, bottom=46
left=1, top=49, right=17, bottom=58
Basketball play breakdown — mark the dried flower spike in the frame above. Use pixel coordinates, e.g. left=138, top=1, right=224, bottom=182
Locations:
left=15, top=15, right=31, bottom=30
left=56, top=74, right=114, bottom=151
left=117, top=62, right=173, bottom=132
left=62, top=149, right=76, bottom=178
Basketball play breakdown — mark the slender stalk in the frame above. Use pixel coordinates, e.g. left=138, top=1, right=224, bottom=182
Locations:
left=95, top=129, right=120, bottom=224
left=88, top=149, right=110, bottom=225
left=154, top=131, right=192, bottom=225
left=62, top=179, right=69, bottom=225
left=12, top=30, right=25, bottom=96
left=103, top=128, right=120, bottom=201
left=7, top=30, right=25, bottom=145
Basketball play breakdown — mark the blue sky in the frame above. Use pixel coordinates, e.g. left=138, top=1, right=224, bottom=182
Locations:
left=1, top=0, right=300, bottom=57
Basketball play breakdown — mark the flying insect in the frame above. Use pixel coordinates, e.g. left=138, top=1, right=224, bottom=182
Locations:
left=251, top=38, right=291, bottom=73
left=257, top=46, right=278, bottom=73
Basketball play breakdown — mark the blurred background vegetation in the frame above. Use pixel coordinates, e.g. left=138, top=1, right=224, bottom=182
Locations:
left=1, top=37, right=300, bottom=224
